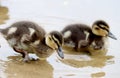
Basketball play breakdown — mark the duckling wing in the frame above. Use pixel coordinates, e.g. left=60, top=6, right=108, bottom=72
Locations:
left=62, top=24, right=92, bottom=45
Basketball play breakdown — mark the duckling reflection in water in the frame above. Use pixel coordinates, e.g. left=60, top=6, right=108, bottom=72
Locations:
left=0, top=21, right=64, bottom=62
left=61, top=20, right=117, bottom=54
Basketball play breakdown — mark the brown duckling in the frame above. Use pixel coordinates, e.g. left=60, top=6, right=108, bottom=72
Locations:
left=0, top=21, right=64, bottom=62
left=61, top=23, right=91, bottom=51
left=61, top=20, right=117, bottom=53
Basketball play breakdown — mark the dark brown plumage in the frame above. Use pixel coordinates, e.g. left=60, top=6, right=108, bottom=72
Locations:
left=61, top=24, right=92, bottom=50
left=61, top=20, right=117, bottom=54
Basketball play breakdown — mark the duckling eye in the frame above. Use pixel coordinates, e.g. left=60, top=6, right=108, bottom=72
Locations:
left=54, top=40, right=60, bottom=47
left=49, top=37, right=52, bottom=41
left=95, top=27, right=99, bottom=30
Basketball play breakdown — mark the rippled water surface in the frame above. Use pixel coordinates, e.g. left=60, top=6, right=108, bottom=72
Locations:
left=0, top=0, right=120, bottom=78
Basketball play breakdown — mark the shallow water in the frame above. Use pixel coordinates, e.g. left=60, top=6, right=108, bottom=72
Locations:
left=0, top=0, right=120, bottom=78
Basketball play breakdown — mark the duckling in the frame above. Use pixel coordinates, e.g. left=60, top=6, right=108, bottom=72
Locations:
left=88, top=20, right=117, bottom=51
left=0, top=21, right=64, bottom=62
left=61, top=23, right=91, bottom=51
left=61, top=20, right=117, bottom=52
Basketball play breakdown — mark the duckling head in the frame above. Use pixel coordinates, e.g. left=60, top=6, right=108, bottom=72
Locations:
left=92, top=20, right=117, bottom=40
left=45, top=31, right=64, bottom=59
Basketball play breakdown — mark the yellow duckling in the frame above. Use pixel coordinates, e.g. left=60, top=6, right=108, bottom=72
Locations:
left=0, top=21, right=64, bottom=62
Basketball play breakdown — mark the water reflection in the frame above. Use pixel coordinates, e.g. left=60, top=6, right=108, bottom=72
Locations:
left=5, top=56, right=53, bottom=78
left=61, top=46, right=114, bottom=68
left=0, top=6, right=9, bottom=24
left=91, top=72, right=105, bottom=78
left=56, top=46, right=114, bottom=78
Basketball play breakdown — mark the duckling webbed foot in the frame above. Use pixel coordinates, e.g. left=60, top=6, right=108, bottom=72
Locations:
left=28, top=54, right=39, bottom=61
left=22, top=51, right=39, bottom=62
left=23, top=51, right=30, bottom=62
left=93, top=45, right=102, bottom=50
left=23, top=54, right=39, bottom=62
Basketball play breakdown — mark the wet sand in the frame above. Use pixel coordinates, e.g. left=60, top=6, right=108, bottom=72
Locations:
left=61, top=46, right=114, bottom=68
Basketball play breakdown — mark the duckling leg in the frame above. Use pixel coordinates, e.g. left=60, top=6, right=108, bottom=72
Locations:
left=13, top=46, right=30, bottom=62
left=74, top=38, right=89, bottom=51
left=78, top=40, right=89, bottom=47
left=77, top=31, right=90, bottom=50
left=23, top=51, right=30, bottom=62
left=13, top=46, right=25, bottom=58
left=74, top=40, right=88, bottom=51
left=74, top=40, right=83, bottom=51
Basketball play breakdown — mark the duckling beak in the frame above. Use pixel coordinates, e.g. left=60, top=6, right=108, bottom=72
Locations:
left=57, top=47, right=64, bottom=59
left=108, top=32, right=117, bottom=40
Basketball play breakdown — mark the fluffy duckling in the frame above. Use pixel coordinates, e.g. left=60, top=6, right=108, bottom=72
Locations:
left=0, top=21, right=64, bottom=62
left=89, top=20, right=117, bottom=50
left=61, top=20, right=117, bottom=52
left=61, top=23, right=91, bottom=51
